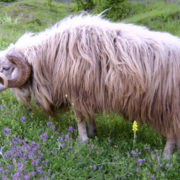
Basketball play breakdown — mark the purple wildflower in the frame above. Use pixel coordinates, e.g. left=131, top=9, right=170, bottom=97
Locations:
left=131, top=150, right=136, bottom=156
left=40, top=132, right=47, bottom=140
left=20, top=116, right=25, bottom=122
left=57, top=136, right=63, bottom=141
left=90, top=165, right=97, bottom=170
left=99, top=165, right=103, bottom=169
left=31, top=171, right=36, bottom=177
left=4, top=127, right=10, bottom=134
left=151, top=175, right=155, bottom=179
left=43, top=132, right=47, bottom=137
left=38, top=166, right=42, bottom=170
left=7, top=164, right=12, bottom=168
left=35, top=101, right=39, bottom=105
left=37, top=166, right=42, bottom=173
left=0, top=104, right=3, bottom=111
left=17, top=162, right=22, bottom=168
left=136, top=168, right=140, bottom=172
left=166, top=163, right=170, bottom=168
left=31, top=141, right=36, bottom=146
left=24, top=175, right=30, bottom=180
left=60, top=143, right=66, bottom=148
left=40, top=134, right=43, bottom=139
left=52, top=125, right=56, bottom=130
left=46, top=121, right=51, bottom=126
left=138, top=158, right=143, bottom=163
left=88, top=148, right=92, bottom=152
left=144, top=146, right=148, bottom=150
left=65, top=134, right=70, bottom=140
left=69, top=126, right=74, bottom=132
left=13, top=172, right=20, bottom=180
left=147, top=173, right=150, bottom=176
left=114, top=156, right=118, bottom=161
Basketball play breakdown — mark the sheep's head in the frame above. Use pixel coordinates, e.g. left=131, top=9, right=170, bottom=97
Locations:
left=0, top=50, right=31, bottom=91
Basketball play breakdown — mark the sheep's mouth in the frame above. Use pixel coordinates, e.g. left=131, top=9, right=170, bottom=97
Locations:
left=0, top=73, right=8, bottom=91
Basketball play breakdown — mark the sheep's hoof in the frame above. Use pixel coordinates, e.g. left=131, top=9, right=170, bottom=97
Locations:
left=79, top=136, right=88, bottom=143
left=88, top=129, right=97, bottom=138
left=163, top=151, right=171, bottom=159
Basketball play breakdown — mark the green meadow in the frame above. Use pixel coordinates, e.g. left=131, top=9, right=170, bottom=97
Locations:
left=0, top=0, right=180, bottom=179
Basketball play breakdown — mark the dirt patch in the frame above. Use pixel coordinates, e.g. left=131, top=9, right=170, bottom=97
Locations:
left=16, top=4, right=32, bottom=9
left=20, top=13, right=30, bottom=19
left=0, top=2, right=15, bottom=6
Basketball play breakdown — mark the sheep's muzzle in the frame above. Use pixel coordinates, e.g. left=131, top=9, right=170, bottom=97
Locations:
left=0, top=51, right=31, bottom=91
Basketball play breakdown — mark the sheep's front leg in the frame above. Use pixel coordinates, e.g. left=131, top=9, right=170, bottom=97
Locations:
left=75, top=111, right=88, bottom=142
left=88, top=116, right=97, bottom=137
left=163, top=136, right=176, bottom=158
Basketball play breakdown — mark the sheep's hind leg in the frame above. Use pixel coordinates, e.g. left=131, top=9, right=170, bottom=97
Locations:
left=163, top=136, right=176, bottom=158
left=88, top=116, right=97, bottom=137
left=75, top=111, right=88, bottom=142
left=176, top=136, right=180, bottom=155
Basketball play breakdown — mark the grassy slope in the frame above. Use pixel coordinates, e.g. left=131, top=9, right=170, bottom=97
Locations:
left=124, top=1, right=180, bottom=35
left=0, top=0, right=74, bottom=47
left=0, top=0, right=180, bottom=179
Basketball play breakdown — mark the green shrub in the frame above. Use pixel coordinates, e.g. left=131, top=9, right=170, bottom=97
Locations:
left=74, top=0, right=95, bottom=11
left=0, top=0, right=16, bottom=2
left=97, top=0, right=131, bottom=21
left=73, top=0, right=131, bottom=21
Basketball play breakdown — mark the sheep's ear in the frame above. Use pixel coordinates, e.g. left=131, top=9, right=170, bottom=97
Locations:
left=6, top=51, right=31, bottom=88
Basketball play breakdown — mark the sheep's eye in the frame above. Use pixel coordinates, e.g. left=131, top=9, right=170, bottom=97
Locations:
left=3, top=66, right=10, bottom=71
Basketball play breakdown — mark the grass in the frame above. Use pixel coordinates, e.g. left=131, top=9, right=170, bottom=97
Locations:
left=0, top=0, right=74, bottom=46
left=0, top=0, right=180, bottom=179
left=124, top=0, right=180, bottom=35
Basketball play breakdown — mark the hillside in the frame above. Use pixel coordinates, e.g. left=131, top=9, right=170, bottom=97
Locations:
left=124, top=1, right=180, bottom=35
left=0, top=0, right=74, bottom=48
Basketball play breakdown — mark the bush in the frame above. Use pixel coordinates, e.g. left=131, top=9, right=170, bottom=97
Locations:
left=73, top=0, right=131, bottom=21
left=0, top=0, right=16, bottom=2
left=74, top=0, right=95, bottom=11
left=96, top=0, right=131, bottom=21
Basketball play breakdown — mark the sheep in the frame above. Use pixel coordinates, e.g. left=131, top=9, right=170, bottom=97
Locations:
left=0, top=14, right=180, bottom=157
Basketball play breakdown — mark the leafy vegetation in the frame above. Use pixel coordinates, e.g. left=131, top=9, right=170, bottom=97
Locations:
left=0, top=0, right=180, bottom=179
left=0, top=0, right=16, bottom=2
left=73, top=0, right=95, bottom=11
left=74, top=0, right=131, bottom=21
left=95, top=0, right=131, bottom=21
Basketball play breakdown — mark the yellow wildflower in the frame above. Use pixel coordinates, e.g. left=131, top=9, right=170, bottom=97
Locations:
left=65, top=94, right=68, bottom=98
left=132, top=120, right=138, bottom=132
